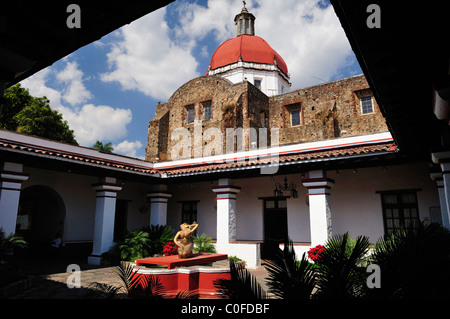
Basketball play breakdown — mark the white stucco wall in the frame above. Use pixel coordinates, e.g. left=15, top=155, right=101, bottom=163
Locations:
left=22, top=167, right=97, bottom=242
left=20, top=167, right=157, bottom=243
left=17, top=160, right=440, bottom=266
left=329, top=162, right=440, bottom=243
left=166, top=161, right=440, bottom=247
left=213, top=65, right=291, bottom=96
left=167, top=181, right=217, bottom=237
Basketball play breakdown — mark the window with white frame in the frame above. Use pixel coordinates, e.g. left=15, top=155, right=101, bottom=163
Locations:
left=361, top=95, right=374, bottom=114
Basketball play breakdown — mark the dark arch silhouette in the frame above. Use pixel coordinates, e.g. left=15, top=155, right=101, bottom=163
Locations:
left=17, top=185, right=66, bottom=257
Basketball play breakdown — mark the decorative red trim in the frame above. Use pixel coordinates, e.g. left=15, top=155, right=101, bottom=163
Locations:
left=0, top=137, right=155, bottom=171
left=96, top=195, right=118, bottom=199
left=91, top=182, right=123, bottom=188
left=305, top=185, right=331, bottom=190
left=302, top=177, right=335, bottom=183
left=212, top=185, right=242, bottom=190
left=0, top=178, right=26, bottom=183
left=214, top=191, right=240, bottom=195
left=0, top=187, right=21, bottom=191
left=0, top=170, right=29, bottom=177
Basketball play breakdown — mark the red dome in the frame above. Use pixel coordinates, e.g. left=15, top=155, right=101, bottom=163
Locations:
left=209, top=35, right=288, bottom=76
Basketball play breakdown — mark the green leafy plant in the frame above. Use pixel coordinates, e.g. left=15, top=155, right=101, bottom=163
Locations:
left=1, top=84, right=78, bottom=145
left=314, top=233, right=370, bottom=299
left=141, top=225, right=175, bottom=256
left=216, top=225, right=450, bottom=300
left=367, top=222, right=450, bottom=299
left=118, top=231, right=151, bottom=262
left=0, top=228, right=28, bottom=263
left=265, top=241, right=316, bottom=299
left=93, top=140, right=114, bottom=153
left=104, top=225, right=175, bottom=263
left=227, top=256, right=242, bottom=262
left=193, top=233, right=216, bottom=253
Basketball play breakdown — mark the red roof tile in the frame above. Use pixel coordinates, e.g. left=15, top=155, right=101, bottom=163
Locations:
left=162, top=142, right=397, bottom=176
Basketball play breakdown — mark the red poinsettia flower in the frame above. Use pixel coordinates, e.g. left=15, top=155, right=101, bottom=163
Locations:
left=163, top=241, right=178, bottom=256
left=307, top=244, right=325, bottom=263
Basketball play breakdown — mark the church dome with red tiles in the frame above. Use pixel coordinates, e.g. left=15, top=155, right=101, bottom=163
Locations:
left=209, top=34, right=288, bottom=77
left=206, top=3, right=291, bottom=96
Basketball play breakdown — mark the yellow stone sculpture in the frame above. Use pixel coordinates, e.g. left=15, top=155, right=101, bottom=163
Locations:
left=174, top=222, right=199, bottom=258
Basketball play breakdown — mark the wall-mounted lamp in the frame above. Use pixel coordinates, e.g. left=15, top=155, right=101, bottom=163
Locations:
left=273, top=176, right=298, bottom=198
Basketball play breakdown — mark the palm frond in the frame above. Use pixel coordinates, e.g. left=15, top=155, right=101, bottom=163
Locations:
left=264, top=240, right=316, bottom=299
left=87, top=282, right=122, bottom=299
left=314, top=233, right=369, bottom=299
left=173, top=290, right=199, bottom=299
left=142, top=275, right=166, bottom=299
left=214, top=260, right=267, bottom=299
left=115, top=261, right=142, bottom=291
left=115, top=261, right=167, bottom=299
left=368, top=223, right=450, bottom=298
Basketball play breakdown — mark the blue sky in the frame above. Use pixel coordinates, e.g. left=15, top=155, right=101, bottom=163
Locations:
left=20, top=0, right=361, bottom=159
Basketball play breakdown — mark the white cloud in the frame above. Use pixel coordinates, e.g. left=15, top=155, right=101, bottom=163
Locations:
left=20, top=63, right=133, bottom=147
left=100, top=7, right=200, bottom=101
left=55, top=61, right=92, bottom=105
left=60, top=104, right=132, bottom=146
left=113, top=140, right=144, bottom=158
left=251, top=0, right=357, bottom=88
left=173, top=0, right=239, bottom=43
left=20, top=68, right=63, bottom=107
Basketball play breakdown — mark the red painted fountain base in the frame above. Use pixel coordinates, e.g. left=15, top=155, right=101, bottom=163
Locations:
left=132, top=253, right=231, bottom=298
left=135, top=253, right=228, bottom=269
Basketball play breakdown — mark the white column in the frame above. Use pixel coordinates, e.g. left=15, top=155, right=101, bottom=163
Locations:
left=147, top=192, right=172, bottom=226
left=302, top=170, right=334, bottom=247
left=88, top=177, right=122, bottom=265
left=430, top=171, right=450, bottom=230
left=212, top=178, right=241, bottom=246
left=437, top=180, right=450, bottom=229
left=0, top=162, right=29, bottom=236
left=440, top=163, right=450, bottom=231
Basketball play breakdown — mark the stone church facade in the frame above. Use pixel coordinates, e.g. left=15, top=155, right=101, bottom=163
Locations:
left=145, top=74, right=388, bottom=162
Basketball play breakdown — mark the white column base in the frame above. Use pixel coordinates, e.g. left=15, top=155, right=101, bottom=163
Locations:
left=212, top=178, right=241, bottom=246
left=87, top=255, right=102, bottom=265
left=89, top=177, right=122, bottom=265
left=303, top=170, right=334, bottom=247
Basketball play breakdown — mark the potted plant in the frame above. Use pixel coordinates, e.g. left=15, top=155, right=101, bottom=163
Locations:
left=193, top=233, right=216, bottom=253
left=228, top=256, right=246, bottom=268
